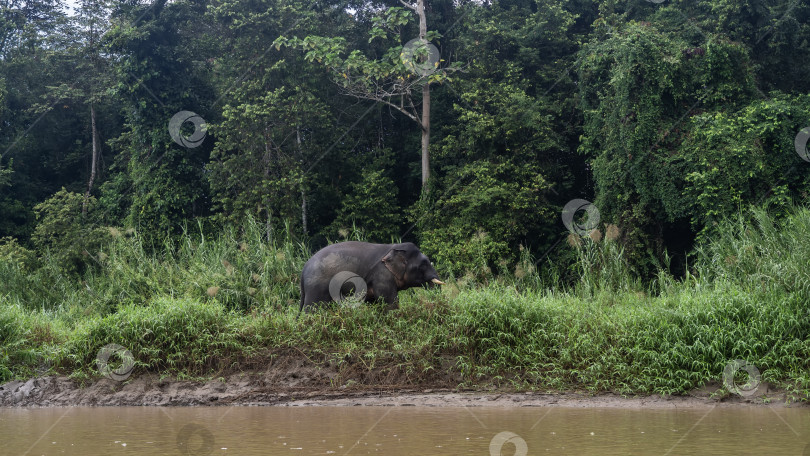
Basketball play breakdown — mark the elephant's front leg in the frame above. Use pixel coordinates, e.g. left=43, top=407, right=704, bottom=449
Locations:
left=384, top=294, right=399, bottom=311
left=370, top=282, right=399, bottom=310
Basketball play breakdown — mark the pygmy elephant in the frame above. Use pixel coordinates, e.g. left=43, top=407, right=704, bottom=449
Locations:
left=299, top=241, right=444, bottom=312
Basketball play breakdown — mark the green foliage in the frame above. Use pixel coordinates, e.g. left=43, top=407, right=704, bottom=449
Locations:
left=576, top=17, right=810, bottom=276
left=4, top=0, right=810, bottom=285
left=565, top=227, right=641, bottom=296
left=681, top=94, right=810, bottom=239
left=4, top=215, right=304, bottom=316
left=0, top=304, right=55, bottom=382
left=329, top=167, right=401, bottom=242
left=101, top=0, right=214, bottom=247
left=411, top=0, right=581, bottom=279
left=446, top=280, right=808, bottom=395
left=418, top=79, right=560, bottom=277
left=369, top=7, right=413, bottom=42
left=0, top=163, right=11, bottom=188
left=0, top=236, right=36, bottom=271
left=415, top=161, right=547, bottom=280
left=0, top=305, right=36, bottom=382
left=0, top=4, right=117, bottom=242
left=208, top=87, right=331, bottom=233
left=693, top=205, right=810, bottom=296
left=31, top=188, right=112, bottom=275
left=275, top=7, right=456, bottom=89
left=63, top=297, right=248, bottom=380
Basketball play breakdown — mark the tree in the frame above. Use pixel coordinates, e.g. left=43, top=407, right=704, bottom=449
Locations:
left=577, top=13, right=810, bottom=275
left=31, top=188, right=110, bottom=275
left=99, top=0, right=213, bottom=245
left=275, top=1, right=459, bottom=193
left=204, top=0, right=335, bottom=238
left=48, top=0, right=114, bottom=215
left=412, top=0, right=578, bottom=276
left=208, top=87, right=333, bottom=238
left=680, top=94, right=810, bottom=239
left=0, top=0, right=96, bottom=241
left=0, top=0, right=63, bottom=59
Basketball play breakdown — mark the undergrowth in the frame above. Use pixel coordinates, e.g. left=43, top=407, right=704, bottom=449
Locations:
left=0, top=207, right=808, bottom=400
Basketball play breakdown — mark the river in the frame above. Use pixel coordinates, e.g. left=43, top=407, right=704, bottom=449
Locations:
left=1, top=405, right=808, bottom=455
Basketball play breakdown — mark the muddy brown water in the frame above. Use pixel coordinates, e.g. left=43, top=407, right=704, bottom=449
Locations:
left=1, top=406, right=808, bottom=455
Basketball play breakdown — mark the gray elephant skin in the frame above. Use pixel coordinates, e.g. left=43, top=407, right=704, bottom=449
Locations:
left=299, top=241, right=444, bottom=312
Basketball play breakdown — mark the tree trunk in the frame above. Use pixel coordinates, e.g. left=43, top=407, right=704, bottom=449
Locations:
left=82, top=103, right=99, bottom=216
left=421, top=83, right=430, bottom=191
left=297, top=125, right=308, bottom=235
left=301, top=187, right=308, bottom=235
left=263, top=130, right=273, bottom=243
left=266, top=209, right=273, bottom=243
left=416, top=0, right=430, bottom=192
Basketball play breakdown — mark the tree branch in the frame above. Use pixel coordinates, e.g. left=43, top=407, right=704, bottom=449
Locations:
left=348, top=91, right=421, bottom=126
left=399, top=0, right=417, bottom=11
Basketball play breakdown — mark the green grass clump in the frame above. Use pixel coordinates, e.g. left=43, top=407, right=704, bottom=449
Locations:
left=693, top=206, right=810, bottom=295
left=439, top=281, right=808, bottom=395
left=0, top=217, right=305, bottom=316
left=61, top=297, right=250, bottom=380
left=0, top=304, right=64, bottom=382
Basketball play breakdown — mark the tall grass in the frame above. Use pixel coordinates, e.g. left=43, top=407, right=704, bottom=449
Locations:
left=0, top=217, right=307, bottom=316
left=61, top=298, right=251, bottom=381
left=0, top=207, right=808, bottom=399
left=693, top=206, right=810, bottom=296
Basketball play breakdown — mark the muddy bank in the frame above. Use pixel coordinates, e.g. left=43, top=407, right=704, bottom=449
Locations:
left=1, top=346, right=803, bottom=408
left=1, top=373, right=804, bottom=408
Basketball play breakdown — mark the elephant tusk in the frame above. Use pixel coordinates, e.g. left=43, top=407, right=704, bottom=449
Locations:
left=431, top=278, right=445, bottom=285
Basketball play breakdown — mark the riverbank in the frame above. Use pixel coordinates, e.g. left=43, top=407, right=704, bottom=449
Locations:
left=2, top=209, right=809, bottom=405
left=1, top=372, right=804, bottom=408
left=2, top=281, right=810, bottom=405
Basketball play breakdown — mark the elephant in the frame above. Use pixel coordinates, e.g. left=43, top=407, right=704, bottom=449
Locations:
left=299, top=241, right=444, bottom=313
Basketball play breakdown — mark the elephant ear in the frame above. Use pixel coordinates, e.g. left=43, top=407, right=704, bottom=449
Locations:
left=382, top=249, right=408, bottom=281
